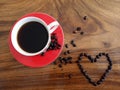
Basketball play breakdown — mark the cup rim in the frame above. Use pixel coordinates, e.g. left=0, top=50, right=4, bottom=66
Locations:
left=11, top=16, right=51, bottom=56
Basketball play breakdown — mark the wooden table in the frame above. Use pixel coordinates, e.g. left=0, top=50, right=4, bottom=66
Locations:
left=0, top=0, right=120, bottom=90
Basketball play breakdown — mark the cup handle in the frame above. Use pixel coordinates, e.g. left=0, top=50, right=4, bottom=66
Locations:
left=47, top=21, right=59, bottom=34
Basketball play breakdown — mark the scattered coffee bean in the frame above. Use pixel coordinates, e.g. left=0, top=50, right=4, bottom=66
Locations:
left=64, top=52, right=67, bottom=55
left=72, top=44, right=76, bottom=47
left=83, top=16, right=87, bottom=20
left=73, top=30, right=77, bottom=34
left=58, top=57, right=63, bottom=63
left=70, top=40, right=74, bottom=44
left=53, top=61, right=57, bottom=65
left=67, top=50, right=70, bottom=54
left=80, top=53, right=83, bottom=56
left=70, top=40, right=77, bottom=47
left=58, top=64, right=62, bottom=68
left=68, top=74, right=72, bottom=79
left=80, top=31, right=84, bottom=35
left=76, top=27, right=81, bottom=31
left=65, top=44, right=68, bottom=48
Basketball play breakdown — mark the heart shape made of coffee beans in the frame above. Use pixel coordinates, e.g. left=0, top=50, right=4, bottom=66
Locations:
left=76, top=53, right=112, bottom=86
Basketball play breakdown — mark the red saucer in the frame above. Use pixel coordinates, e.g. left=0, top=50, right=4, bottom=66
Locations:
left=8, top=12, right=64, bottom=68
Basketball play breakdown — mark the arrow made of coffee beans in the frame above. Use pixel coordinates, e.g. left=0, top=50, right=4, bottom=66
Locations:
left=76, top=53, right=112, bottom=86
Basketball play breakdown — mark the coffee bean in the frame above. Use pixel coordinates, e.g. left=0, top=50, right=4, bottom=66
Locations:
left=67, top=50, right=70, bottom=54
left=58, top=64, right=62, bottom=68
left=87, top=55, right=93, bottom=62
left=91, top=82, right=97, bottom=86
left=108, top=65, right=112, bottom=70
left=83, top=16, right=87, bottom=20
left=76, top=27, right=81, bottom=31
left=109, top=61, right=112, bottom=66
left=79, top=53, right=83, bottom=56
left=99, top=78, right=105, bottom=82
left=67, top=56, right=72, bottom=60
left=73, top=30, right=77, bottom=34
left=94, top=58, right=97, bottom=62
left=64, top=52, right=67, bottom=55
left=78, top=64, right=83, bottom=70
left=69, top=61, right=72, bottom=64
left=84, top=73, right=90, bottom=80
left=58, top=57, right=63, bottom=63
left=68, top=74, right=72, bottom=79
left=76, top=60, right=80, bottom=63
left=97, top=81, right=102, bottom=85
left=80, top=32, right=84, bottom=35
left=78, top=56, right=82, bottom=61
left=53, top=61, right=57, bottom=65
left=96, top=55, right=99, bottom=59
left=65, top=44, right=68, bottom=48
left=70, top=40, right=74, bottom=44
left=83, top=53, right=87, bottom=57
left=101, top=75, right=105, bottom=80
left=105, top=53, right=109, bottom=56
left=58, top=57, right=62, bottom=60
left=82, top=70, right=87, bottom=75
left=48, top=33, right=61, bottom=51
left=73, top=44, right=76, bottom=47
left=99, top=53, right=102, bottom=56
left=103, top=73, right=107, bottom=77
left=106, top=69, right=110, bottom=73
left=107, top=57, right=112, bottom=63
left=102, top=53, right=105, bottom=55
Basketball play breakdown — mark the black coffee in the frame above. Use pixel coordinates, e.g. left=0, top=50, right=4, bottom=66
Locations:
left=17, top=21, right=48, bottom=53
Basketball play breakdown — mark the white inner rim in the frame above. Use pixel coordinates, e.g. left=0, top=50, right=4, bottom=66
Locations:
left=11, top=17, right=50, bottom=56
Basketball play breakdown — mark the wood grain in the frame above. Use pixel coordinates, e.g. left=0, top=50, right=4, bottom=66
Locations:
left=0, top=0, right=120, bottom=90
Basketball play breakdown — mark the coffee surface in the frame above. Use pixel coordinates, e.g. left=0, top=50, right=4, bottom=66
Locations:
left=17, top=21, right=48, bottom=53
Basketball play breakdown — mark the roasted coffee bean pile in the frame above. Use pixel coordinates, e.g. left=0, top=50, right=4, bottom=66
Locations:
left=48, top=33, right=61, bottom=50
left=76, top=53, right=112, bottom=86
left=40, top=33, right=61, bottom=56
